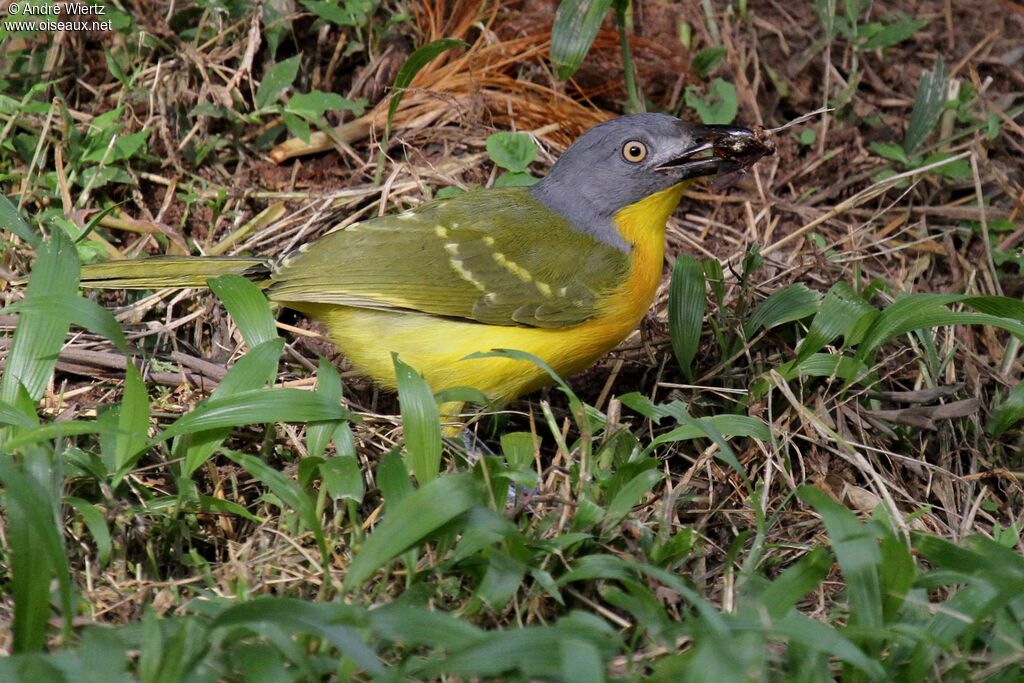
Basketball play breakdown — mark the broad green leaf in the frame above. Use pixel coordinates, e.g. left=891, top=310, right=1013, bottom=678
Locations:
left=485, top=131, right=536, bottom=173
left=393, top=354, right=442, bottom=485
left=668, top=255, right=706, bottom=380
left=743, top=283, right=820, bottom=339
left=376, top=448, right=413, bottom=506
left=475, top=551, right=527, bottom=610
left=500, top=432, right=537, bottom=470
left=1, top=229, right=79, bottom=403
left=286, top=91, right=364, bottom=118
left=155, top=388, right=350, bottom=445
left=773, top=612, right=885, bottom=678
left=550, top=0, right=614, bottom=79
left=344, top=473, right=480, bottom=590
left=386, top=39, right=467, bottom=139
left=0, top=420, right=118, bottom=451
left=755, top=547, right=832, bottom=618
left=685, top=78, right=738, bottom=125
left=649, top=414, right=771, bottom=449
left=7, top=294, right=128, bottom=353
left=870, top=141, right=910, bottom=165
left=856, top=293, right=1024, bottom=364
left=493, top=171, right=539, bottom=188
left=255, top=55, right=300, bottom=109
left=750, top=353, right=872, bottom=400
left=560, top=638, right=605, bottom=683
left=208, top=274, right=278, bottom=348
left=320, top=455, right=364, bottom=503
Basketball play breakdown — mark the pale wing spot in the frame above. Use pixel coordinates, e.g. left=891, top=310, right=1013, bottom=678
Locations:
left=558, top=287, right=568, bottom=297
left=435, top=225, right=449, bottom=238
left=397, top=211, right=416, bottom=220
left=535, top=281, right=553, bottom=297
left=492, top=252, right=532, bottom=283
left=482, top=236, right=495, bottom=246
left=444, top=242, right=487, bottom=291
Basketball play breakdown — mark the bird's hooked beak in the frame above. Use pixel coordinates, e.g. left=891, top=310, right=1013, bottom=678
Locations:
left=656, top=124, right=774, bottom=180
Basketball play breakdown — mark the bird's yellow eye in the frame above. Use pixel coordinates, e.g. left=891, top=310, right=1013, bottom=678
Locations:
left=622, top=140, right=648, bottom=163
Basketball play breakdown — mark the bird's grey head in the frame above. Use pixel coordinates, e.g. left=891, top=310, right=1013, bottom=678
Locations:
left=531, top=113, right=751, bottom=248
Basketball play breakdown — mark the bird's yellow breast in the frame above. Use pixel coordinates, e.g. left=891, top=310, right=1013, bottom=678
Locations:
left=298, top=183, right=687, bottom=402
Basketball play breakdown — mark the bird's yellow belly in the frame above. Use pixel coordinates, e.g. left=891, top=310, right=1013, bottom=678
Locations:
left=290, top=182, right=682, bottom=402
left=296, top=301, right=645, bottom=402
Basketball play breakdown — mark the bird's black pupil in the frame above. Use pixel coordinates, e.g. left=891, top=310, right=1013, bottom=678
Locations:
left=629, top=145, right=641, bottom=157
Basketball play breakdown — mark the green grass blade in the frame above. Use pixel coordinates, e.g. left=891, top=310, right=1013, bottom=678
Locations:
left=856, top=294, right=1024, bottom=363
left=0, top=193, right=39, bottom=246
left=795, top=282, right=876, bottom=364
left=987, top=380, right=1024, bottom=437
left=65, top=496, right=112, bottom=567
left=1, top=228, right=79, bottom=403
left=0, top=400, right=38, bottom=431
left=603, top=468, right=662, bottom=528
left=648, top=414, right=771, bottom=448
left=799, top=487, right=883, bottom=632
left=155, top=387, right=350, bottom=446
left=550, top=0, right=615, bottom=79
left=370, top=603, right=485, bottom=650
left=226, top=451, right=329, bottom=571
left=393, top=353, right=442, bottom=485
left=0, top=456, right=74, bottom=651
left=343, top=473, right=480, bottom=591
left=208, top=274, right=278, bottom=348
left=212, top=599, right=384, bottom=676
left=308, top=357, right=343, bottom=459
left=386, top=38, right=467, bottom=140
left=115, top=362, right=149, bottom=473
left=668, top=255, right=706, bottom=380
left=178, top=338, right=284, bottom=476
left=755, top=547, right=832, bottom=618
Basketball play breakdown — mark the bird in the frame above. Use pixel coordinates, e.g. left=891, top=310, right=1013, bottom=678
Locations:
left=81, top=114, right=770, bottom=420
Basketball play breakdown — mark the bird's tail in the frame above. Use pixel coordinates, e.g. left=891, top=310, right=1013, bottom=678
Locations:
left=80, top=256, right=271, bottom=289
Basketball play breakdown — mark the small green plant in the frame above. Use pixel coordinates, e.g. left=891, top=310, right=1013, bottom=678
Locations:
left=486, top=132, right=540, bottom=187
left=870, top=59, right=972, bottom=183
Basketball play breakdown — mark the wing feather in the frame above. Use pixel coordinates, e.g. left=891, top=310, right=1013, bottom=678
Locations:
left=265, top=187, right=631, bottom=328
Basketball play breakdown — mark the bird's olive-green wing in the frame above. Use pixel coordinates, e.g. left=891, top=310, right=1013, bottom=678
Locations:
left=265, top=187, right=631, bottom=328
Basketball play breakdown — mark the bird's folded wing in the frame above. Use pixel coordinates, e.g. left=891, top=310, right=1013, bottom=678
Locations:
left=265, top=187, right=631, bottom=328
